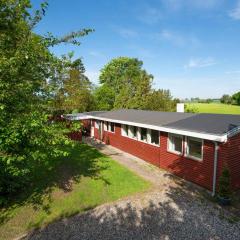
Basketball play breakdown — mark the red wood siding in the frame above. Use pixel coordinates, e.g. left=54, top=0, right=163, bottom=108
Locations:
left=159, top=132, right=215, bottom=190
left=93, top=120, right=216, bottom=190
left=104, top=123, right=160, bottom=166
left=219, top=133, right=240, bottom=189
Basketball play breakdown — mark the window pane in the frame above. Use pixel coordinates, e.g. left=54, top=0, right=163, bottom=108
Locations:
left=189, top=138, right=202, bottom=159
left=95, top=120, right=99, bottom=129
left=141, top=128, right=147, bottom=141
left=133, top=126, right=137, bottom=138
left=173, top=136, right=182, bottom=152
left=111, top=123, right=114, bottom=132
left=126, top=125, right=129, bottom=136
left=151, top=130, right=159, bottom=145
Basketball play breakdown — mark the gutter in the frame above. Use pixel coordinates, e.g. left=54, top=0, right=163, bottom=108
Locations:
left=212, top=142, right=219, bottom=196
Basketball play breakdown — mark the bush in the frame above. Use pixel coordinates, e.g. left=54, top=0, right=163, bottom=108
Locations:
left=218, top=166, right=231, bottom=198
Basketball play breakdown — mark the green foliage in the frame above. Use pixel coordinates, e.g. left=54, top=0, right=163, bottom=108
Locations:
left=232, top=91, right=240, bottom=105
left=49, top=56, right=95, bottom=113
left=0, top=0, right=93, bottom=203
left=218, top=166, right=231, bottom=198
left=96, top=57, right=153, bottom=110
left=186, top=105, right=199, bottom=113
left=94, top=85, right=115, bottom=110
left=143, top=89, right=175, bottom=111
left=220, top=94, right=232, bottom=104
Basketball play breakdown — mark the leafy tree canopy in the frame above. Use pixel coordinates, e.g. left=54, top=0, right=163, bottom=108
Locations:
left=95, top=57, right=175, bottom=111
left=96, top=57, right=153, bottom=109
left=232, top=91, right=240, bottom=105
left=49, top=53, right=95, bottom=113
left=220, top=94, right=232, bottom=104
left=0, top=0, right=93, bottom=204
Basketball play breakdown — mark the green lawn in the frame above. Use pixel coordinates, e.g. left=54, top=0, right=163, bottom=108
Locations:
left=186, top=103, right=240, bottom=114
left=0, top=143, right=150, bottom=240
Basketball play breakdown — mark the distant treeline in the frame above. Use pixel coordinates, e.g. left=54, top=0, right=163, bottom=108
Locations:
left=182, top=92, right=240, bottom=105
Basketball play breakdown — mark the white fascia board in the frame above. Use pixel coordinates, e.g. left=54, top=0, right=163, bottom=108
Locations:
left=88, top=115, right=228, bottom=142
left=64, top=115, right=92, bottom=121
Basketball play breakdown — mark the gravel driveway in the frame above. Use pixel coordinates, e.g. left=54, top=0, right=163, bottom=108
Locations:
left=23, top=139, right=240, bottom=240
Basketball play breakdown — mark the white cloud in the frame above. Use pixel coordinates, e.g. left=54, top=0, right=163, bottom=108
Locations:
left=117, top=28, right=138, bottom=38
left=229, top=1, right=240, bottom=20
left=154, top=30, right=200, bottom=48
left=184, top=57, right=217, bottom=69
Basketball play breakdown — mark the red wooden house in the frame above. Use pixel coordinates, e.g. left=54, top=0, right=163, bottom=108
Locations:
left=65, top=109, right=240, bottom=195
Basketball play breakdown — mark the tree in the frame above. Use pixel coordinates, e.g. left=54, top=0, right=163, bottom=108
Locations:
left=94, top=84, right=115, bottom=110
left=232, top=92, right=240, bottom=105
left=50, top=57, right=95, bottom=113
left=143, top=89, right=175, bottom=111
left=0, top=0, right=93, bottom=203
left=96, top=57, right=153, bottom=110
left=220, top=94, right=232, bottom=104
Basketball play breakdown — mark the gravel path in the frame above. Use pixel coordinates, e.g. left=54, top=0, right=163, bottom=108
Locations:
left=24, top=139, right=240, bottom=240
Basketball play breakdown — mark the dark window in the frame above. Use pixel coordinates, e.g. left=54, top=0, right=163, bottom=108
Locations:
left=169, top=134, right=182, bottom=153
left=188, top=137, right=202, bottom=159
left=140, top=128, right=147, bottom=141
left=132, top=126, right=137, bottom=138
left=110, top=122, right=115, bottom=132
left=151, top=130, right=159, bottom=145
left=125, top=125, right=129, bottom=136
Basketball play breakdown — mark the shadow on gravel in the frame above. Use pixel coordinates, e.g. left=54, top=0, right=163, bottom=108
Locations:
left=24, top=182, right=240, bottom=240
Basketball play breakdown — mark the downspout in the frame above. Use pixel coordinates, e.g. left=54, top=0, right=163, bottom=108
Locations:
left=212, top=142, right=219, bottom=196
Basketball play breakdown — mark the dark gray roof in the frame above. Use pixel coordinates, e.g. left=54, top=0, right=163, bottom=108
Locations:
left=90, top=109, right=240, bottom=136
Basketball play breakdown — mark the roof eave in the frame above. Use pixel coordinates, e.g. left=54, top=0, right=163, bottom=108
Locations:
left=89, top=115, right=228, bottom=142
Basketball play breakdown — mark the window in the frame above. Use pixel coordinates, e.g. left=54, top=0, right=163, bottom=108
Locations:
left=104, top=121, right=108, bottom=131
left=95, top=120, right=100, bottom=129
left=121, top=124, right=128, bottom=136
left=131, top=126, right=138, bottom=139
left=150, top=130, right=159, bottom=145
left=110, top=122, right=115, bottom=132
left=168, top=133, right=183, bottom=154
left=140, top=128, right=147, bottom=142
left=186, top=137, right=203, bottom=160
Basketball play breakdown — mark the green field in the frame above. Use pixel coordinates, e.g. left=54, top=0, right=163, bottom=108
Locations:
left=186, top=103, right=240, bottom=114
left=0, top=143, right=150, bottom=240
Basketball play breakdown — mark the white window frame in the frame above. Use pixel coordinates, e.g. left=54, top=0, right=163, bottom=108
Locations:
left=185, top=137, right=203, bottom=161
left=168, top=133, right=183, bottom=155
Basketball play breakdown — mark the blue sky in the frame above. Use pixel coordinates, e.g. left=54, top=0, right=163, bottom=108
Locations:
left=33, top=0, right=240, bottom=99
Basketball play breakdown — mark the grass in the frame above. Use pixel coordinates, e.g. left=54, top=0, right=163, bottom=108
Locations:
left=186, top=103, right=240, bottom=114
left=0, top=143, right=150, bottom=240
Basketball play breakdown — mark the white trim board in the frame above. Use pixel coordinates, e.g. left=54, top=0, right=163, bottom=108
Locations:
left=88, top=116, right=228, bottom=142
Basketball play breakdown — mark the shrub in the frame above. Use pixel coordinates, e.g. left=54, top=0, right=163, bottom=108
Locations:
left=218, top=166, right=231, bottom=198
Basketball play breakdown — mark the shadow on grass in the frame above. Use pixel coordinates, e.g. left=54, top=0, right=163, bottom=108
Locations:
left=0, top=143, right=110, bottom=225
left=24, top=181, right=240, bottom=240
